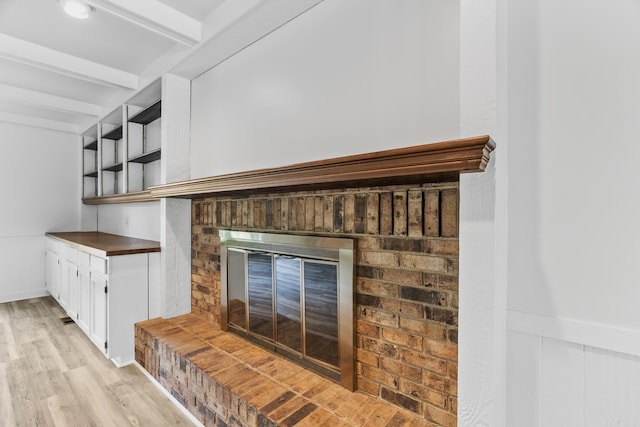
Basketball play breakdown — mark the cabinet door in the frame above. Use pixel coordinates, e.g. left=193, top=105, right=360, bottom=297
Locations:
left=59, top=260, right=70, bottom=310
left=77, top=266, right=90, bottom=333
left=90, top=274, right=108, bottom=354
left=46, top=250, right=61, bottom=300
left=66, top=262, right=79, bottom=320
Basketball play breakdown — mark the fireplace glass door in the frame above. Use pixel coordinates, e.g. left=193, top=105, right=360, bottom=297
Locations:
left=227, top=251, right=340, bottom=369
left=221, top=230, right=354, bottom=390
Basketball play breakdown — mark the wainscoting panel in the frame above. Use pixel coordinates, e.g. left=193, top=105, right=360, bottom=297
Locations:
left=584, top=346, right=640, bottom=427
left=506, top=331, right=541, bottom=427
left=508, top=322, right=640, bottom=427
left=540, top=338, right=583, bottom=426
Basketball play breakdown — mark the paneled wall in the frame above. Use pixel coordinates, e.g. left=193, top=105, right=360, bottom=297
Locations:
left=502, top=0, right=640, bottom=424
left=508, top=330, right=640, bottom=427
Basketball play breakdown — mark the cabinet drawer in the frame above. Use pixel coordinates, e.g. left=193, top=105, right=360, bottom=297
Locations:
left=46, top=238, right=59, bottom=253
left=90, top=256, right=108, bottom=274
left=78, top=251, right=90, bottom=269
left=61, top=244, right=78, bottom=263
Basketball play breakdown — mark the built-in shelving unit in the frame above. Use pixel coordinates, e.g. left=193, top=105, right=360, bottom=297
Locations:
left=127, top=94, right=161, bottom=194
left=82, top=79, right=162, bottom=203
left=99, top=107, right=125, bottom=196
left=82, top=126, right=99, bottom=198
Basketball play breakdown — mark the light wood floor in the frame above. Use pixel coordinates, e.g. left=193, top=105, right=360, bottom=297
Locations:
left=0, top=296, right=195, bottom=426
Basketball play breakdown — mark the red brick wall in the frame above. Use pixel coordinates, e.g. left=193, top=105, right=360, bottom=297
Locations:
left=191, top=182, right=459, bottom=426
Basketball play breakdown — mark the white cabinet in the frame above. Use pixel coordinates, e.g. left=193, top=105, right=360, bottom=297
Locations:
left=77, top=253, right=91, bottom=333
left=45, top=248, right=61, bottom=300
left=52, top=244, right=79, bottom=316
left=66, top=261, right=79, bottom=320
left=45, top=233, right=159, bottom=366
left=90, top=271, right=108, bottom=354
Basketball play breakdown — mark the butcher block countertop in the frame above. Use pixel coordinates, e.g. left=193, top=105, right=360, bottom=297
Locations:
left=46, top=232, right=161, bottom=257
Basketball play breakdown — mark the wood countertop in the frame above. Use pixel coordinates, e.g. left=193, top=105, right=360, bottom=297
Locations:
left=46, top=232, right=160, bottom=257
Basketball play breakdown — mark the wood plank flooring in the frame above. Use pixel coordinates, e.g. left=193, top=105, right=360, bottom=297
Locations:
left=0, top=296, right=194, bottom=426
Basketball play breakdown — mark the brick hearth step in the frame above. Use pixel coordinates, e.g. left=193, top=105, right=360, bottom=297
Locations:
left=135, top=314, right=430, bottom=426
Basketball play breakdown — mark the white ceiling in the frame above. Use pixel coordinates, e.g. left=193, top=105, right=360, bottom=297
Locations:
left=0, top=0, right=325, bottom=135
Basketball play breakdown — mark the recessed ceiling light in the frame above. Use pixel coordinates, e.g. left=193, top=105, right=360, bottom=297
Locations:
left=59, top=0, right=95, bottom=19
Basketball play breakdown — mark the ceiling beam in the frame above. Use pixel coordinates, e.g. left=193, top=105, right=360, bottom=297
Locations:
left=0, top=111, right=79, bottom=134
left=0, top=33, right=138, bottom=90
left=0, top=83, right=101, bottom=117
left=172, top=0, right=324, bottom=79
left=89, top=0, right=202, bottom=46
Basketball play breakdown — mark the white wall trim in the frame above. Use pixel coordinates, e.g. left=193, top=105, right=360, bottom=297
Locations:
left=508, top=309, right=640, bottom=357
left=0, top=289, right=49, bottom=304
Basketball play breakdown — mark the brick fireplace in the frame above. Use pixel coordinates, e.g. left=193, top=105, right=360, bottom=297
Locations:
left=136, top=136, right=494, bottom=426
left=190, top=181, right=460, bottom=424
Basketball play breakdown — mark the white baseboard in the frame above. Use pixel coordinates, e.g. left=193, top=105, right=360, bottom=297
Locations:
left=0, top=289, right=50, bottom=304
left=133, top=361, right=204, bottom=427
left=508, top=309, right=640, bottom=357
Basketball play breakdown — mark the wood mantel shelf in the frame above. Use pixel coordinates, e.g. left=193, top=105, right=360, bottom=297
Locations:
left=83, top=190, right=156, bottom=205
left=149, top=135, right=495, bottom=199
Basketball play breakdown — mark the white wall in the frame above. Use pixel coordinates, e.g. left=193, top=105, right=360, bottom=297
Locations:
left=504, top=0, right=640, bottom=424
left=0, top=122, right=80, bottom=302
left=508, top=332, right=640, bottom=427
left=158, top=74, right=192, bottom=319
left=507, top=0, right=640, bottom=338
left=458, top=0, right=505, bottom=425
left=190, top=0, right=640, bottom=424
left=96, top=202, right=161, bottom=242
left=191, top=0, right=460, bottom=178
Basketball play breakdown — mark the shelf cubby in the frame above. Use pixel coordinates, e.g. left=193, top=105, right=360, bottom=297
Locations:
left=129, top=148, right=161, bottom=164
left=82, top=125, right=99, bottom=199
left=102, top=126, right=123, bottom=141
left=102, top=163, right=123, bottom=172
left=129, top=100, right=161, bottom=125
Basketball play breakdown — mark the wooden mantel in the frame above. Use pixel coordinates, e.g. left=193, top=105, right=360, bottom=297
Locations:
left=82, top=136, right=495, bottom=204
left=149, top=135, right=495, bottom=199
left=83, top=190, right=156, bottom=205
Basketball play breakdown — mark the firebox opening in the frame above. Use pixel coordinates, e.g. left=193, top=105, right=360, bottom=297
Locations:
left=220, top=230, right=355, bottom=391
